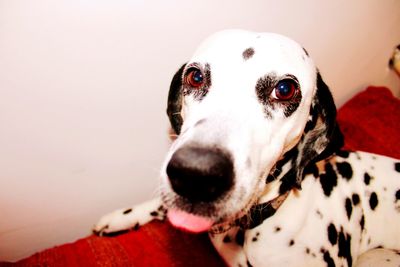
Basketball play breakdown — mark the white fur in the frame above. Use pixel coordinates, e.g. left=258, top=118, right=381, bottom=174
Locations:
left=161, top=30, right=317, bottom=221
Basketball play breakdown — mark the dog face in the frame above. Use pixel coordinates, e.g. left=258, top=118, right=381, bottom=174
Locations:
left=161, top=30, right=341, bottom=230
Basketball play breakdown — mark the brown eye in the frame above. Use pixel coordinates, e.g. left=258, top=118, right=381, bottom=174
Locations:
left=185, top=68, right=204, bottom=88
left=274, top=79, right=298, bottom=100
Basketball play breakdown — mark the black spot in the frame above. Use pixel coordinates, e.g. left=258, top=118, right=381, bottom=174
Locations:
left=275, top=226, right=281, bottom=232
left=364, top=173, right=372, bottom=185
left=316, top=209, right=324, bottom=219
left=281, top=147, right=299, bottom=166
left=246, top=201, right=279, bottom=229
left=302, top=47, right=309, bottom=57
left=389, top=58, right=394, bottom=68
left=338, top=229, right=352, bottom=267
left=345, top=198, right=353, bottom=220
left=101, top=229, right=129, bottom=237
left=235, top=228, right=245, bottom=246
left=323, top=251, right=336, bottom=267
left=266, top=174, right=276, bottom=183
left=369, top=192, right=379, bottom=210
left=386, top=258, right=391, bottom=262
left=395, top=162, right=400, bottom=172
left=150, top=211, right=159, bottom=217
left=157, top=205, right=167, bottom=212
left=243, top=47, right=255, bottom=60
left=337, top=150, right=350, bottom=158
left=123, top=208, right=132, bottom=215
left=328, top=223, right=338, bottom=245
left=306, top=247, right=311, bottom=254
left=352, top=194, right=360, bottom=206
left=289, top=239, right=295, bottom=246
left=133, top=223, right=140, bottom=231
left=304, top=163, right=319, bottom=178
left=396, top=189, right=400, bottom=201
left=279, top=170, right=297, bottom=194
left=223, top=235, right=232, bottom=243
left=251, top=233, right=260, bottom=242
left=268, top=147, right=298, bottom=184
left=336, top=162, right=353, bottom=180
left=320, top=163, right=338, bottom=197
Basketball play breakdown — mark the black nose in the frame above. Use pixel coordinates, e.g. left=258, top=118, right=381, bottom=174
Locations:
left=166, top=146, right=234, bottom=203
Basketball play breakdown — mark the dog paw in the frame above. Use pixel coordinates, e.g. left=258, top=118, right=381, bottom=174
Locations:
left=93, top=198, right=166, bottom=236
left=93, top=207, right=139, bottom=236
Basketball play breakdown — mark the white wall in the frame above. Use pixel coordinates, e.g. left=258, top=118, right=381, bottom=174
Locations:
left=0, top=0, right=399, bottom=262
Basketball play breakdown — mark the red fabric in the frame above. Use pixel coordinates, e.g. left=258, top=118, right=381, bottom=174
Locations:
left=2, top=86, right=400, bottom=267
left=338, top=86, right=400, bottom=159
left=7, top=221, right=225, bottom=267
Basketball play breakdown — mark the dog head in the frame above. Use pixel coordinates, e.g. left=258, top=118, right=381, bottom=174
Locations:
left=161, top=30, right=343, bottom=232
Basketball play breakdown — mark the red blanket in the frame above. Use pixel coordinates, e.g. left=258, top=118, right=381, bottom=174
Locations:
left=4, top=86, right=400, bottom=267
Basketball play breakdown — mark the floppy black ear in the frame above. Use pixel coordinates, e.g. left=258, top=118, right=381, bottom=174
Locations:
left=277, top=71, right=344, bottom=192
left=311, top=72, right=344, bottom=162
left=167, top=64, right=186, bottom=135
left=294, top=71, right=344, bottom=184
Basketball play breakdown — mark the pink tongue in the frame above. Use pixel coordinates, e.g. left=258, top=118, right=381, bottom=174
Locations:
left=167, top=209, right=214, bottom=233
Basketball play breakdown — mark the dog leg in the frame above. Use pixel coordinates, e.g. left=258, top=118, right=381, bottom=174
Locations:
left=93, top=198, right=166, bottom=236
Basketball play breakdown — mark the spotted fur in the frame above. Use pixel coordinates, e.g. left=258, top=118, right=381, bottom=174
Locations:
left=94, top=30, right=400, bottom=267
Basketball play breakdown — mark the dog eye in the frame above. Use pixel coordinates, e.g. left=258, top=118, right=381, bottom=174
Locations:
left=185, top=68, right=204, bottom=88
left=273, top=79, right=298, bottom=100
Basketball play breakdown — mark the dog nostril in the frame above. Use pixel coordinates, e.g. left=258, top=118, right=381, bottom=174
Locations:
left=166, top=146, right=234, bottom=203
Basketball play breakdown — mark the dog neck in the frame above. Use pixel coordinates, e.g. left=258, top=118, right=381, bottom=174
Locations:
left=209, top=189, right=290, bottom=234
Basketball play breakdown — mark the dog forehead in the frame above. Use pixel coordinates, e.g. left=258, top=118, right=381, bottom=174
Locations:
left=190, top=30, right=314, bottom=80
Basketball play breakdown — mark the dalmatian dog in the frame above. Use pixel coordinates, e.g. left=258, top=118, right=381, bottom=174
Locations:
left=94, top=30, right=400, bottom=267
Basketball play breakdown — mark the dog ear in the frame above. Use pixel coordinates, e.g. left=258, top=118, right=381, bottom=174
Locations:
left=293, top=71, right=344, bottom=186
left=167, top=64, right=186, bottom=135
left=311, top=72, right=344, bottom=162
